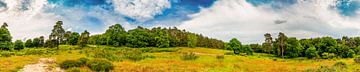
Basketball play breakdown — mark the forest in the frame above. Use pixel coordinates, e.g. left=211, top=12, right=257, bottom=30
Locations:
left=1, top=21, right=360, bottom=72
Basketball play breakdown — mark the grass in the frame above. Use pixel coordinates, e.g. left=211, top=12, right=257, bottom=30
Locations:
left=1, top=45, right=360, bottom=72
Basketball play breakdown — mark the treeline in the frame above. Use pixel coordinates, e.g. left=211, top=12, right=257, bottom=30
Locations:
left=0, top=21, right=224, bottom=51
left=228, top=32, right=360, bottom=59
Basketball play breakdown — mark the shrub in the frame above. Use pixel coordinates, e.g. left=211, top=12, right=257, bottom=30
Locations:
left=333, top=61, right=347, bottom=69
left=77, top=58, right=89, bottom=66
left=92, top=50, right=120, bottom=61
left=181, top=52, right=198, bottom=60
left=59, top=60, right=81, bottom=69
left=216, top=55, right=224, bottom=61
left=66, top=67, right=81, bottom=72
left=305, top=46, right=318, bottom=59
left=316, top=66, right=335, bottom=72
left=0, top=51, right=14, bottom=57
left=354, top=56, right=360, bottom=64
left=321, top=52, right=336, bottom=59
left=86, top=59, right=113, bottom=72
left=14, top=40, right=24, bottom=50
left=122, top=50, right=145, bottom=61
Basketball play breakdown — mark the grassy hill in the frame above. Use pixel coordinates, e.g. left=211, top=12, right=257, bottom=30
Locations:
left=0, top=45, right=359, bottom=72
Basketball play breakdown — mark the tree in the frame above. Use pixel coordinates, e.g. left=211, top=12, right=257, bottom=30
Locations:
left=262, top=33, right=273, bottom=53
left=0, top=23, right=12, bottom=50
left=285, top=37, right=303, bottom=58
left=32, top=38, right=41, bottom=47
left=49, top=21, right=65, bottom=49
left=39, top=36, right=45, bottom=47
left=152, top=27, right=171, bottom=48
left=228, top=38, right=242, bottom=54
left=126, top=27, right=151, bottom=48
left=305, top=46, right=318, bottom=59
left=68, top=32, right=80, bottom=45
left=275, top=32, right=287, bottom=58
left=187, top=34, right=197, bottom=48
left=104, top=24, right=126, bottom=47
left=14, top=40, right=24, bottom=50
left=25, top=39, right=33, bottom=48
left=78, top=30, right=90, bottom=48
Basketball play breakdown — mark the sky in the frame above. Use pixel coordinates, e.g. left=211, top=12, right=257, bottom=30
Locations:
left=1, top=0, right=360, bottom=44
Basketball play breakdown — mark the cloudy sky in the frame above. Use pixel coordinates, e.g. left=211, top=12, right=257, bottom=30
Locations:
left=1, top=0, right=360, bottom=44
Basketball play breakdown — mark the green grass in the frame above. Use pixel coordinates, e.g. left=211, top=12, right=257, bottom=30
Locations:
left=1, top=45, right=360, bottom=72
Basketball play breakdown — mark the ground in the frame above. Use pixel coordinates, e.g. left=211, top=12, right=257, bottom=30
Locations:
left=0, top=45, right=359, bottom=72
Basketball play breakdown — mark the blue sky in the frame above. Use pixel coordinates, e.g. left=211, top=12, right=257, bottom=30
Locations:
left=1, top=0, right=360, bottom=43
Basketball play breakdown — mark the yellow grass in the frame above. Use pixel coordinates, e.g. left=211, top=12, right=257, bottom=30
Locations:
left=1, top=45, right=360, bottom=72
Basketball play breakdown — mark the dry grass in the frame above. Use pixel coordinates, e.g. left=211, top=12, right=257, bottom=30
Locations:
left=1, top=45, right=360, bottom=72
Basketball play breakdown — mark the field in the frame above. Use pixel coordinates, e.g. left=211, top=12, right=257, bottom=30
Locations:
left=0, top=45, right=359, bottom=72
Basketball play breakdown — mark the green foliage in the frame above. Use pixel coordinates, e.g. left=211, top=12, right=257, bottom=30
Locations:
left=181, top=52, right=199, bottom=60
left=0, top=23, right=12, bottom=50
left=126, top=27, right=151, bottom=48
left=354, top=56, right=360, bottom=64
left=333, top=61, right=347, bottom=71
left=152, top=27, right=171, bottom=48
left=274, top=32, right=287, bottom=58
left=49, top=21, right=65, bottom=49
left=228, top=38, right=242, bottom=54
left=67, top=32, right=80, bottom=45
left=59, top=60, right=81, bottom=69
left=78, top=30, right=90, bottom=48
left=216, top=55, right=225, bottom=60
left=59, top=58, right=89, bottom=69
left=0, top=51, right=14, bottom=57
left=321, top=52, right=336, bottom=59
left=285, top=37, right=303, bottom=58
left=335, top=44, right=355, bottom=58
left=305, top=46, right=318, bottom=59
left=66, top=67, right=81, bottom=72
left=187, top=34, right=197, bottom=48
left=25, top=39, right=33, bottom=48
left=104, top=24, right=126, bottom=47
left=14, top=40, right=24, bottom=50
left=241, top=45, right=254, bottom=55
left=86, top=59, right=113, bottom=72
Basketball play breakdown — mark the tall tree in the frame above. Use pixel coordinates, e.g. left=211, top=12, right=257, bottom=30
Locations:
left=105, top=24, right=126, bottom=47
left=262, top=33, right=273, bottom=53
left=78, top=30, right=90, bottom=48
left=49, top=21, right=65, bottom=49
left=276, top=32, right=287, bottom=58
left=0, top=23, right=12, bottom=50
left=126, top=27, right=151, bottom=48
left=39, top=36, right=45, bottom=47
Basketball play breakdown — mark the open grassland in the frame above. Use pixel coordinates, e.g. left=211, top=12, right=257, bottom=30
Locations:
left=0, top=45, right=359, bottom=72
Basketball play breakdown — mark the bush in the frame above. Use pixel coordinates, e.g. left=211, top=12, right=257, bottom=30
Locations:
left=14, top=40, right=24, bottom=50
left=92, top=50, right=121, bottom=61
left=321, top=52, right=336, bottom=59
left=122, top=50, right=145, bottom=61
left=354, top=56, right=360, bottom=64
left=216, top=55, right=224, bottom=61
left=66, top=67, right=81, bottom=72
left=333, top=61, right=347, bottom=69
left=181, top=52, right=198, bottom=60
left=305, top=47, right=318, bottom=59
left=59, top=60, right=81, bottom=69
left=0, top=51, right=14, bottom=57
left=86, top=59, right=113, bottom=72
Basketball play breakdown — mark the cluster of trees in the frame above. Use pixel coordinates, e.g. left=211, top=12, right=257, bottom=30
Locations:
left=0, top=21, right=224, bottom=51
left=88, top=24, right=224, bottom=48
left=246, top=32, right=360, bottom=59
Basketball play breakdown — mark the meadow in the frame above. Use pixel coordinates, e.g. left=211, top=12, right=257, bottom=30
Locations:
left=1, top=45, right=359, bottom=72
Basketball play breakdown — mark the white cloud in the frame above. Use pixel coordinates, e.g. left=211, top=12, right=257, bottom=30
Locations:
left=112, top=0, right=171, bottom=22
left=178, top=0, right=360, bottom=44
left=0, top=0, right=58, bottom=41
